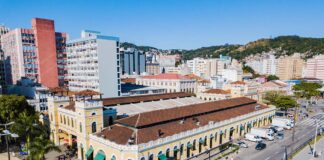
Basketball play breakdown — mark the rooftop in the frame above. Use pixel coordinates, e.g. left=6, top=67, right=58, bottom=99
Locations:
left=96, top=97, right=270, bottom=145
left=140, top=73, right=191, bottom=80
left=203, top=89, right=231, bottom=94
left=231, top=81, right=246, bottom=85
left=102, top=92, right=193, bottom=106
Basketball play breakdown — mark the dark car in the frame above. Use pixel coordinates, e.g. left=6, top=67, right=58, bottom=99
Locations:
left=269, top=126, right=278, bottom=133
left=255, top=142, right=266, bottom=150
left=276, top=132, right=284, bottom=140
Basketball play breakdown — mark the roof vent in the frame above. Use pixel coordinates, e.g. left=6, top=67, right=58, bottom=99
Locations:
left=255, top=105, right=261, bottom=110
left=179, top=119, right=184, bottom=124
left=128, top=136, right=135, bottom=145
left=208, top=121, right=214, bottom=125
left=196, top=122, right=200, bottom=126
left=158, top=129, right=164, bottom=137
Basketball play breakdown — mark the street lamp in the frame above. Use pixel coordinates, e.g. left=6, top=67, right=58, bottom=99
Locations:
left=0, top=122, right=19, bottom=160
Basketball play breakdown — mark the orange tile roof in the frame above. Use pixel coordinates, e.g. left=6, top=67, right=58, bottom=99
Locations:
left=231, top=81, right=246, bottom=85
left=121, top=78, right=136, bottom=84
left=98, top=97, right=269, bottom=144
left=203, top=89, right=231, bottom=94
left=74, top=89, right=102, bottom=96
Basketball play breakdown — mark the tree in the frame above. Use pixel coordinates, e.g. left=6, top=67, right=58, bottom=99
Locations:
left=11, top=111, right=48, bottom=154
left=0, top=95, right=34, bottom=123
left=242, top=65, right=255, bottom=75
left=273, top=96, right=297, bottom=112
left=267, top=75, right=279, bottom=81
left=28, top=135, right=61, bottom=160
left=293, top=82, right=321, bottom=100
left=263, top=92, right=297, bottom=113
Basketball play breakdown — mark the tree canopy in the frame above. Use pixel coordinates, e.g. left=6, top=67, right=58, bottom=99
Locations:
left=267, top=75, right=279, bottom=81
left=263, top=91, right=297, bottom=111
left=293, top=82, right=321, bottom=99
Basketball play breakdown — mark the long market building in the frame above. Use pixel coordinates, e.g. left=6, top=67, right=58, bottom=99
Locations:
left=48, top=91, right=275, bottom=160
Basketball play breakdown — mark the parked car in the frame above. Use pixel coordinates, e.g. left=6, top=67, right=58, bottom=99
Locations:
left=276, top=132, right=284, bottom=140
left=255, top=142, right=267, bottom=150
left=237, top=141, right=248, bottom=148
left=245, top=133, right=262, bottom=142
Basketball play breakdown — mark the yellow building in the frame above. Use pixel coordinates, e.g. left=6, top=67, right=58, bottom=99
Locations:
left=276, top=53, right=305, bottom=80
left=87, top=97, right=275, bottom=160
left=47, top=88, right=274, bottom=160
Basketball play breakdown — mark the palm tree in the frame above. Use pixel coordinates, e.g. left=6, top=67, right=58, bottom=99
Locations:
left=11, top=111, right=47, bottom=153
left=28, top=135, right=61, bottom=160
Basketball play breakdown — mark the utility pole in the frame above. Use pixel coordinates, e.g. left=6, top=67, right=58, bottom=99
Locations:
left=0, top=122, right=16, bottom=160
left=313, top=121, right=318, bottom=157
left=292, top=102, right=297, bottom=142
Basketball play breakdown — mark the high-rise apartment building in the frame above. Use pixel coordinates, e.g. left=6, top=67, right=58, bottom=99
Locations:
left=0, top=25, right=10, bottom=92
left=245, top=54, right=277, bottom=75
left=303, top=55, right=324, bottom=80
left=276, top=53, right=305, bottom=80
left=187, top=58, right=225, bottom=78
left=66, top=30, right=121, bottom=97
left=0, top=18, right=66, bottom=88
left=120, top=48, right=146, bottom=75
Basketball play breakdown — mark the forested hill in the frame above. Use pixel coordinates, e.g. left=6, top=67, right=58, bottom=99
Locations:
left=121, top=36, right=324, bottom=60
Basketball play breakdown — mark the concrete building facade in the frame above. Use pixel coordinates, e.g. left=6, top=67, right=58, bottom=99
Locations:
left=66, top=30, right=121, bottom=97
left=276, top=53, right=305, bottom=80
left=303, top=55, right=324, bottom=80
left=0, top=18, right=66, bottom=88
left=120, top=48, right=146, bottom=76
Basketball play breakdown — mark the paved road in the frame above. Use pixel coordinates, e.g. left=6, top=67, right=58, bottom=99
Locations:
left=234, top=113, right=324, bottom=160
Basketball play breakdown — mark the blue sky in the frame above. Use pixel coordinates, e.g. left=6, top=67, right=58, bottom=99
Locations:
left=1, top=0, right=324, bottom=49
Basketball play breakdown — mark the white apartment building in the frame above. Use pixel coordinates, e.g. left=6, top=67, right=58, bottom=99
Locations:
left=221, top=68, right=243, bottom=82
left=136, top=73, right=196, bottom=93
left=66, top=30, right=121, bottom=97
left=303, top=55, right=324, bottom=80
left=187, top=58, right=225, bottom=78
left=246, top=54, right=277, bottom=75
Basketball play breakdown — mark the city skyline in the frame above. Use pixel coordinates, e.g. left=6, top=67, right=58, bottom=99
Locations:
left=1, top=0, right=324, bottom=49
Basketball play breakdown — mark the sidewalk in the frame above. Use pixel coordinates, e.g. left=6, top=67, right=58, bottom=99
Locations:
left=293, top=137, right=324, bottom=160
left=0, top=152, right=20, bottom=160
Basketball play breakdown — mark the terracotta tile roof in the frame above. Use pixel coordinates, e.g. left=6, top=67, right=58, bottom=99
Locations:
left=203, top=89, right=231, bottom=94
left=262, top=81, right=288, bottom=88
left=96, top=125, right=134, bottom=145
left=49, top=87, right=68, bottom=93
left=64, top=101, right=75, bottom=111
left=231, top=81, right=246, bottom=85
left=74, top=89, right=102, bottom=96
left=121, top=78, right=136, bottom=84
left=141, top=73, right=190, bottom=80
left=98, top=97, right=269, bottom=144
left=102, top=92, right=193, bottom=106
left=185, top=74, right=210, bottom=83
left=116, top=97, right=256, bottom=128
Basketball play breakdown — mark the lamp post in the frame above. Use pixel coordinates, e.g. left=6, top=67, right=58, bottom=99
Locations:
left=0, top=122, right=18, bottom=160
left=313, top=120, right=319, bottom=157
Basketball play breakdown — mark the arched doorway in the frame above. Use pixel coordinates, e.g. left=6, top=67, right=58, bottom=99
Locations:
left=94, top=150, right=106, bottom=160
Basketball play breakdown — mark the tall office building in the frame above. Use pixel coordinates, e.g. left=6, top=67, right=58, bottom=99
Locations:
left=0, top=18, right=66, bottom=88
left=120, top=48, right=146, bottom=75
left=0, top=25, right=10, bottom=92
left=303, top=55, right=324, bottom=80
left=276, top=53, right=305, bottom=80
left=66, top=30, right=121, bottom=97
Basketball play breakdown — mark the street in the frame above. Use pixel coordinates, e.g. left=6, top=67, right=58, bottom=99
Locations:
left=234, top=113, right=324, bottom=160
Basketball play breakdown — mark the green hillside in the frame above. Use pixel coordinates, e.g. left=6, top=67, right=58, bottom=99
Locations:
left=122, top=36, right=324, bottom=60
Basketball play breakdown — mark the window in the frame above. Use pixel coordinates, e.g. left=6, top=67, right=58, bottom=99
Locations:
left=79, top=122, right=82, bottom=133
left=92, top=122, right=97, bottom=133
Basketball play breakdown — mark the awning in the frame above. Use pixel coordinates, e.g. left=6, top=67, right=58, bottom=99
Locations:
left=247, top=123, right=252, bottom=128
left=173, top=148, right=179, bottom=152
left=158, top=154, right=167, bottom=160
left=240, top=125, right=245, bottom=130
left=94, top=152, right=106, bottom=160
left=187, top=143, right=193, bottom=148
left=199, top=139, right=205, bottom=144
left=85, top=146, right=94, bottom=158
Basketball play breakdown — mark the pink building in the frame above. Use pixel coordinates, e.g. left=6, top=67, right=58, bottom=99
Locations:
left=1, top=18, right=67, bottom=88
left=304, top=55, right=324, bottom=80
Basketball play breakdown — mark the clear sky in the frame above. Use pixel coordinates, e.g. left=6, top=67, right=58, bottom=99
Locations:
left=1, top=0, right=324, bottom=49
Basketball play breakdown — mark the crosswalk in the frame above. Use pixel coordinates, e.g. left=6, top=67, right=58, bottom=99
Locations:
left=297, top=113, right=324, bottom=127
